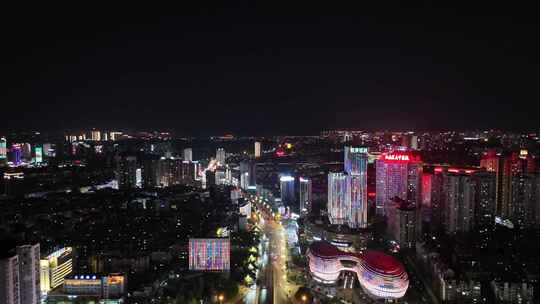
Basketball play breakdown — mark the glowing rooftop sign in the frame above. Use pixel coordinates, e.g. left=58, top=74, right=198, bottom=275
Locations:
left=280, top=176, right=294, bottom=182
left=350, top=147, right=368, bottom=153
left=384, top=154, right=410, bottom=161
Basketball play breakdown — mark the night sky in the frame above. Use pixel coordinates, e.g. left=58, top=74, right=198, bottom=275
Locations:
left=1, top=3, right=539, bottom=135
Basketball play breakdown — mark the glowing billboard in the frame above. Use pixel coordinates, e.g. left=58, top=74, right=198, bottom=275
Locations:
left=189, top=238, right=230, bottom=271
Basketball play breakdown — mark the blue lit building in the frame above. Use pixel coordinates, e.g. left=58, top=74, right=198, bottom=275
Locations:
left=344, top=146, right=368, bottom=228
left=280, top=175, right=295, bottom=208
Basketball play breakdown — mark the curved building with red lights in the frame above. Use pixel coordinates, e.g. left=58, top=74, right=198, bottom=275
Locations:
left=308, top=241, right=408, bottom=299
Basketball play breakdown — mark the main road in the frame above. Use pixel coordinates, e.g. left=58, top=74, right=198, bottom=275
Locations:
left=242, top=198, right=298, bottom=304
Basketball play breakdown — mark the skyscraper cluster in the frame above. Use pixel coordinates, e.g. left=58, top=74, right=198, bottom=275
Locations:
left=480, top=149, right=539, bottom=228
left=116, top=152, right=201, bottom=189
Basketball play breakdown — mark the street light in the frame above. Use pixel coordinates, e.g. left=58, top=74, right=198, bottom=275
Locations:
left=218, top=293, right=224, bottom=303
left=301, top=294, right=308, bottom=303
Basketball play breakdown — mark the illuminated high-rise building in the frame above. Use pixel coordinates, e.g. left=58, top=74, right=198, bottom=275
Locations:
left=443, top=171, right=477, bottom=234
left=215, top=168, right=226, bottom=185
left=474, top=171, right=497, bottom=233
left=180, top=160, right=201, bottom=185
left=11, top=144, right=22, bottom=166
left=16, top=243, right=40, bottom=304
left=424, top=166, right=496, bottom=236
left=91, top=129, right=101, bottom=141
left=43, top=143, right=53, bottom=157
left=115, top=155, right=138, bottom=189
left=344, top=146, right=368, bottom=228
left=280, top=175, right=295, bottom=207
left=481, top=149, right=536, bottom=218
left=183, top=148, right=193, bottom=162
left=299, top=177, right=312, bottom=216
left=387, top=197, right=416, bottom=249
left=328, top=172, right=350, bottom=225
left=142, top=155, right=161, bottom=188
left=510, top=173, right=537, bottom=228
left=0, top=252, right=19, bottom=304
left=34, top=146, right=43, bottom=163
left=216, top=148, right=226, bottom=164
left=375, top=151, right=422, bottom=215
left=239, top=160, right=256, bottom=189
left=0, top=137, right=7, bottom=160
left=410, top=135, right=418, bottom=150
left=344, top=146, right=368, bottom=175
left=254, top=141, right=261, bottom=158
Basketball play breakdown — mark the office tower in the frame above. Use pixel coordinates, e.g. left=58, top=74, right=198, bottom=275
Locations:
left=299, top=177, right=312, bottom=216
left=34, top=146, right=43, bottom=163
left=280, top=175, right=295, bottom=207
left=16, top=244, right=40, bottom=304
left=0, top=252, right=19, bottom=304
left=344, top=146, right=368, bottom=228
left=11, top=144, right=22, bottom=166
left=216, top=148, right=226, bottom=164
left=40, top=247, right=73, bottom=293
left=387, top=197, right=416, bottom=249
left=254, top=141, right=261, bottom=158
left=115, top=155, right=138, bottom=189
left=0, top=137, right=6, bottom=160
left=239, top=160, right=257, bottom=189
left=443, top=172, right=476, bottom=234
left=183, top=148, right=193, bottom=162
left=91, top=129, right=101, bottom=141
left=328, top=172, right=350, bottom=225
left=142, top=155, right=160, bottom=188
left=376, top=152, right=422, bottom=215
left=344, top=146, right=368, bottom=175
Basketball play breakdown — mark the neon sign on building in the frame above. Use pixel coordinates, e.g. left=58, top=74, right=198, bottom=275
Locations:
left=384, top=154, right=410, bottom=161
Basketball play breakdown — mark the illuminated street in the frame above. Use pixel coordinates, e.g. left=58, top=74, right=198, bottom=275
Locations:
left=242, top=197, right=299, bottom=304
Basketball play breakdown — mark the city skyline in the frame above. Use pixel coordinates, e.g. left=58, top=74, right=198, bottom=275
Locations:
left=2, top=3, right=540, bottom=304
